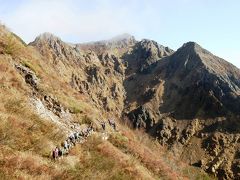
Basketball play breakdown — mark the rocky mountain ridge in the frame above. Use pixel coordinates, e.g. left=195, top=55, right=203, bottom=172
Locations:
left=1, top=23, right=239, bottom=179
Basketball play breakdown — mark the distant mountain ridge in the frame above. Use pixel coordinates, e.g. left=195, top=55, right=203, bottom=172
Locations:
left=30, top=32, right=240, bottom=119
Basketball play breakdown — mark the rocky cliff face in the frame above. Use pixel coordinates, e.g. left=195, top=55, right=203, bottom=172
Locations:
left=123, top=41, right=240, bottom=179
left=30, top=33, right=240, bottom=179
left=30, top=33, right=131, bottom=116
left=124, top=39, right=174, bottom=75
left=164, top=42, right=240, bottom=119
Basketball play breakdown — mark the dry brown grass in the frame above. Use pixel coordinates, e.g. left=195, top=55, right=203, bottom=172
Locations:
left=109, top=129, right=184, bottom=179
left=0, top=95, right=68, bottom=179
left=0, top=148, right=66, bottom=180
left=54, top=135, right=133, bottom=180
left=97, top=140, right=155, bottom=180
left=0, top=53, right=67, bottom=179
left=0, top=25, right=25, bottom=57
left=108, top=122, right=212, bottom=180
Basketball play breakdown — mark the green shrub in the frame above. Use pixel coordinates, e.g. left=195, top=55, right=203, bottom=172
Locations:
left=60, top=96, right=83, bottom=114
left=69, top=106, right=82, bottom=114
left=81, top=115, right=93, bottom=124
left=11, top=32, right=27, bottom=46
left=21, top=60, right=37, bottom=74
left=109, top=133, right=128, bottom=150
left=4, top=35, right=20, bottom=56
left=182, top=167, right=215, bottom=180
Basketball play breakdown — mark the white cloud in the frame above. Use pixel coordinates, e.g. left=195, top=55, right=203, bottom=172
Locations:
left=1, top=0, right=147, bottom=43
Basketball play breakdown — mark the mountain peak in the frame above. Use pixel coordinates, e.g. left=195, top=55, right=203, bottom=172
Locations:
left=175, top=41, right=213, bottom=61
left=179, top=41, right=203, bottom=53
left=182, top=41, right=199, bottom=47
left=38, top=32, right=56, bottom=39
left=76, top=33, right=136, bottom=54
left=170, top=41, right=240, bottom=85
left=29, top=32, right=65, bottom=47
left=30, top=32, right=62, bottom=45
left=109, top=33, right=135, bottom=42
left=101, top=33, right=136, bottom=46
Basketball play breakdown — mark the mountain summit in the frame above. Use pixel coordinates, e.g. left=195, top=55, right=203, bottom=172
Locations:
left=30, top=32, right=65, bottom=47
left=107, top=33, right=135, bottom=42
left=167, top=41, right=240, bottom=118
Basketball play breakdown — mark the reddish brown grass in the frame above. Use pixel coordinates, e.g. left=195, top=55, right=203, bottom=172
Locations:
left=97, top=141, right=155, bottom=180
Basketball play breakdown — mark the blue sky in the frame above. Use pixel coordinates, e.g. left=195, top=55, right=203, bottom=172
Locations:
left=0, top=0, right=239, bottom=67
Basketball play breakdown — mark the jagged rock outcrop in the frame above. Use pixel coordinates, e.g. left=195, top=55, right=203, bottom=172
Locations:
left=179, top=119, right=200, bottom=144
left=128, top=106, right=155, bottom=130
left=30, top=34, right=130, bottom=116
left=41, top=95, right=68, bottom=117
left=124, top=39, right=174, bottom=74
left=15, top=64, right=39, bottom=89
left=15, top=63, right=69, bottom=118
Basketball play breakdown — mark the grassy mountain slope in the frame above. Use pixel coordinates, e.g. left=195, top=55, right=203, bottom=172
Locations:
left=0, top=25, right=212, bottom=179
